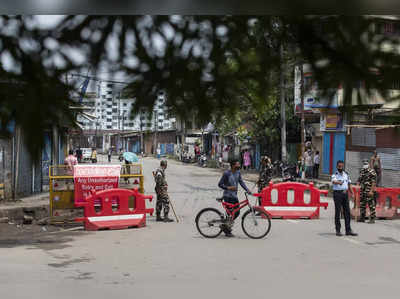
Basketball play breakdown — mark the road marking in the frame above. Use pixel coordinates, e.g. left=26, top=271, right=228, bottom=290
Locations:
left=342, top=237, right=363, bottom=246
left=286, top=219, right=300, bottom=224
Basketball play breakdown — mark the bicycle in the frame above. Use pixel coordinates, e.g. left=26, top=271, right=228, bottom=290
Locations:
left=195, top=192, right=271, bottom=239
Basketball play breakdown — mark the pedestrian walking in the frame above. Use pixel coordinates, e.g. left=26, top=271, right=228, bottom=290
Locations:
left=218, top=159, right=252, bottom=237
left=243, top=149, right=251, bottom=170
left=357, top=159, right=377, bottom=223
left=331, top=160, right=357, bottom=237
left=91, top=148, right=97, bottom=163
left=313, top=151, right=320, bottom=179
left=107, top=148, right=112, bottom=163
left=153, top=160, right=174, bottom=222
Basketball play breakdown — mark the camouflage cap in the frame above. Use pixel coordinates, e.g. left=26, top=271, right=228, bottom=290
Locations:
left=160, top=160, right=168, bottom=166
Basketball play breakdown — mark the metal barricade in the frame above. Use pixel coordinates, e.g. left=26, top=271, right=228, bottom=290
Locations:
left=49, top=163, right=145, bottom=223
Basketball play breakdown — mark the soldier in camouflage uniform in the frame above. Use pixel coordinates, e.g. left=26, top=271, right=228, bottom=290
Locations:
left=257, top=156, right=273, bottom=193
left=256, top=157, right=273, bottom=205
left=357, top=159, right=377, bottom=223
left=153, top=160, right=174, bottom=222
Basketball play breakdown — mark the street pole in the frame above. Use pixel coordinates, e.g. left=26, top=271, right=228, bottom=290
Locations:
left=280, top=44, right=287, bottom=163
left=153, top=108, right=158, bottom=155
left=300, top=62, right=306, bottom=155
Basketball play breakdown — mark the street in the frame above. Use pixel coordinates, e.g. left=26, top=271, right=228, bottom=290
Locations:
left=1, top=157, right=400, bottom=299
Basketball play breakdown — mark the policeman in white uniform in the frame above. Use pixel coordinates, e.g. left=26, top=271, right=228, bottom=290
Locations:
left=331, top=160, right=358, bottom=237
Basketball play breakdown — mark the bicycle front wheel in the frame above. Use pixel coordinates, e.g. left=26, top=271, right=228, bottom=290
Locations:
left=241, top=209, right=271, bottom=239
left=195, top=208, right=224, bottom=238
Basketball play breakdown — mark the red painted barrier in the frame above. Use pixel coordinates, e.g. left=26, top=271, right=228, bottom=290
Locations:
left=350, top=186, right=400, bottom=219
left=254, top=182, right=329, bottom=219
left=75, top=188, right=154, bottom=231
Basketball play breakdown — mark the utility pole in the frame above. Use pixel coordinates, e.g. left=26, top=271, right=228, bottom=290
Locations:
left=300, top=63, right=306, bottom=155
left=140, top=116, right=144, bottom=154
left=280, top=44, right=287, bottom=163
left=153, top=108, right=158, bottom=155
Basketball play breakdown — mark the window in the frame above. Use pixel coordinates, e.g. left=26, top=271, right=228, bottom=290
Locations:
left=107, top=83, right=113, bottom=88
left=123, top=103, right=127, bottom=107
left=112, top=108, right=117, bottom=112
left=107, top=125, right=112, bottom=129
left=107, top=91, right=112, bottom=95
left=391, top=80, right=400, bottom=90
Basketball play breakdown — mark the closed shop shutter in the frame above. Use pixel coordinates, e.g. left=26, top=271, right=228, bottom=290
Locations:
left=351, top=128, right=376, bottom=147
left=377, top=148, right=400, bottom=171
left=376, top=148, right=400, bottom=187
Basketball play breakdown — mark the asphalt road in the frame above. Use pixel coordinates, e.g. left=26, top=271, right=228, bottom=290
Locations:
left=1, top=157, right=400, bottom=299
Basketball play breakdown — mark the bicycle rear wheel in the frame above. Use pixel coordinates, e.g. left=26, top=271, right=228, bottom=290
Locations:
left=195, top=208, right=224, bottom=238
left=241, top=209, right=271, bottom=239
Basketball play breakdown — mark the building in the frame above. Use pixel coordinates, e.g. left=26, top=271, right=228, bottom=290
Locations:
left=295, top=16, right=400, bottom=184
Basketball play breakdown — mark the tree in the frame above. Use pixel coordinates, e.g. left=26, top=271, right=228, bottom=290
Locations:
left=1, top=15, right=400, bottom=157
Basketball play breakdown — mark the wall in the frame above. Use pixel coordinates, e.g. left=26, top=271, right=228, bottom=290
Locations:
left=0, top=138, right=13, bottom=199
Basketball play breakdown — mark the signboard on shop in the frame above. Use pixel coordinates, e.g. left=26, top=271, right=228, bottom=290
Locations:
left=294, top=64, right=340, bottom=114
left=320, top=112, right=346, bottom=132
left=73, top=165, right=121, bottom=203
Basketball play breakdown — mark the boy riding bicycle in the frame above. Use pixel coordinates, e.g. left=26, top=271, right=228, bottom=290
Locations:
left=218, top=159, right=252, bottom=237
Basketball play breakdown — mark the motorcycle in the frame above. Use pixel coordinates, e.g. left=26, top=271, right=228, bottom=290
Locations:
left=198, top=153, right=207, bottom=167
left=273, top=160, right=297, bottom=182
left=281, top=163, right=297, bottom=182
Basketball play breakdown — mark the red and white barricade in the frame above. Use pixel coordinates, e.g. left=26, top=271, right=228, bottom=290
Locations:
left=350, top=186, right=400, bottom=219
left=254, top=182, right=329, bottom=219
left=75, top=188, right=154, bottom=231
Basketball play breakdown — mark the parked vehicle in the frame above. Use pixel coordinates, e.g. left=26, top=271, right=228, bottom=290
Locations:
left=81, top=148, right=93, bottom=162
left=272, top=160, right=297, bottom=182
left=281, top=163, right=297, bottom=182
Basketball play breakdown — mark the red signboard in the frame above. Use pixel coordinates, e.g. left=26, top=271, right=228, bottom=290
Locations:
left=73, top=165, right=121, bottom=203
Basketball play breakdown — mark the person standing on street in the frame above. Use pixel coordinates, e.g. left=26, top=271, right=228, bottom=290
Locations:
left=313, top=151, right=320, bottom=179
left=76, top=147, right=83, bottom=163
left=156, top=146, right=161, bottom=159
left=153, top=160, right=174, bottom=222
left=243, top=149, right=251, bottom=171
left=370, top=151, right=382, bottom=187
left=91, top=148, right=97, bottom=163
left=218, top=159, right=252, bottom=237
left=331, top=160, right=358, bottom=237
left=304, top=149, right=313, bottom=179
left=257, top=156, right=273, bottom=205
left=107, top=147, right=112, bottom=163
left=257, top=156, right=273, bottom=193
left=357, top=159, right=377, bottom=223
left=64, top=149, right=78, bottom=175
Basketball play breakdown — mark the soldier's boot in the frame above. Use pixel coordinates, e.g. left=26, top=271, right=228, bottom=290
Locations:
left=156, top=214, right=164, bottom=222
left=368, top=218, right=375, bottom=224
left=163, top=213, right=174, bottom=222
left=357, top=214, right=365, bottom=222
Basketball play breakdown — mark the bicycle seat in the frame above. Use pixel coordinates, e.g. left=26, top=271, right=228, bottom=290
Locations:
left=216, top=197, right=224, bottom=202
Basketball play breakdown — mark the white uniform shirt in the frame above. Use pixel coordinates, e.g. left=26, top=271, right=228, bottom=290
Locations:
left=331, top=171, right=351, bottom=191
left=314, top=154, right=320, bottom=165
